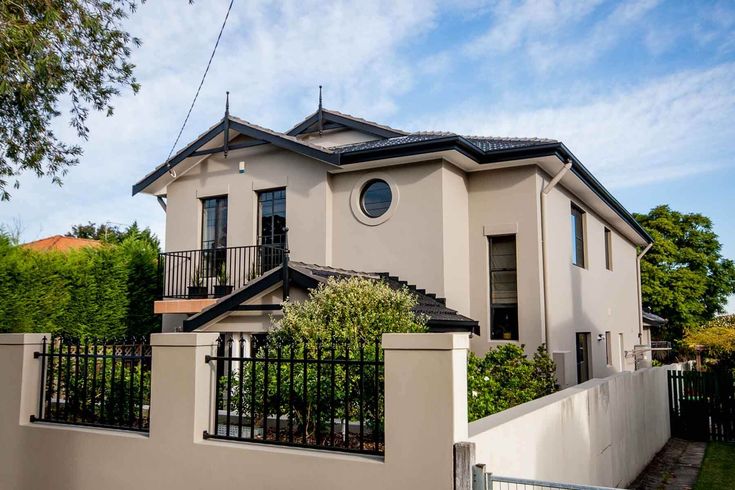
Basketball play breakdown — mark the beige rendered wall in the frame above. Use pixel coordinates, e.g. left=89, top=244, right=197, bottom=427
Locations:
left=467, top=166, right=545, bottom=355
left=469, top=366, right=672, bottom=488
left=0, top=332, right=469, bottom=490
left=164, top=144, right=333, bottom=266
left=543, top=178, right=641, bottom=385
left=330, top=161, right=447, bottom=299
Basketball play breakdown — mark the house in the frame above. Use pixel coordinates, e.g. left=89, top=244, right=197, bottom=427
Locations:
left=133, top=105, right=653, bottom=388
left=22, top=235, right=102, bottom=252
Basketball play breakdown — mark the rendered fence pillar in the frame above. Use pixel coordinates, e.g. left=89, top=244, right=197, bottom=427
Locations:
left=383, top=332, right=469, bottom=490
left=0, top=333, right=48, bottom=488
left=148, top=333, right=219, bottom=445
left=0, top=333, right=48, bottom=424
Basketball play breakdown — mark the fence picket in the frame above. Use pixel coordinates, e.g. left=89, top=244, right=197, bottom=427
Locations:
left=668, top=370, right=735, bottom=442
left=32, top=335, right=151, bottom=433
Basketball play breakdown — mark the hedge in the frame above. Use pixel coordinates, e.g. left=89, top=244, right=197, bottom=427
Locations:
left=0, top=235, right=160, bottom=337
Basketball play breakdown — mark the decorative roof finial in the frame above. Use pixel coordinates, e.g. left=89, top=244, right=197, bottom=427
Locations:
left=318, top=85, right=323, bottom=135
left=224, top=91, right=230, bottom=157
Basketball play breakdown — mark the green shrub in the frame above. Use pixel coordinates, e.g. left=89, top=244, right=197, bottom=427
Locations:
left=0, top=234, right=160, bottom=337
left=468, top=344, right=557, bottom=421
left=219, top=276, right=427, bottom=442
left=272, top=275, right=428, bottom=349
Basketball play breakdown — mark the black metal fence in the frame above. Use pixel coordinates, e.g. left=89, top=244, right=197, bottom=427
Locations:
left=32, top=336, right=152, bottom=432
left=204, top=334, right=384, bottom=455
left=668, top=369, right=735, bottom=442
left=158, top=244, right=286, bottom=299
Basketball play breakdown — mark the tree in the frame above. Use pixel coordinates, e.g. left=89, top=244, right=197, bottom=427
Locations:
left=0, top=0, right=141, bottom=200
left=67, top=221, right=159, bottom=249
left=634, top=205, right=735, bottom=343
left=684, top=315, right=735, bottom=369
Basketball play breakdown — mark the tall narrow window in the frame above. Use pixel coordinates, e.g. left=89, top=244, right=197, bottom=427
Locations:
left=201, top=196, right=228, bottom=276
left=258, top=188, right=286, bottom=270
left=618, top=333, right=625, bottom=370
left=258, top=189, right=286, bottom=246
left=604, top=228, right=613, bottom=270
left=489, top=235, right=518, bottom=341
left=605, top=331, right=612, bottom=366
left=571, top=204, right=585, bottom=267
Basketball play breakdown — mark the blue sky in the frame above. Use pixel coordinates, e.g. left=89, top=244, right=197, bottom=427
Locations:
left=2, top=0, right=734, bottom=310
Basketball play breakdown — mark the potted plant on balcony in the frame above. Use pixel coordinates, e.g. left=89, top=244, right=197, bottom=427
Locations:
left=187, top=267, right=208, bottom=299
left=214, top=263, right=233, bottom=298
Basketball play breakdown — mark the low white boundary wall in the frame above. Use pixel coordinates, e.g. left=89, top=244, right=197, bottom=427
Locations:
left=0, top=332, right=469, bottom=490
left=468, top=367, right=672, bottom=488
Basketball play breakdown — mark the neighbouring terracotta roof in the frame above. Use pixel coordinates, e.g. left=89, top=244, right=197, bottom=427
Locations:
left=22, top=235, right=102, bottom=252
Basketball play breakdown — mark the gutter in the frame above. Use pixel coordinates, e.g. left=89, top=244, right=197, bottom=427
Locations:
left=636, top=243, right=653, bottom=343
left=339, top=139, right=652, bottom=245
left=540, top=160, right=573, bottom=346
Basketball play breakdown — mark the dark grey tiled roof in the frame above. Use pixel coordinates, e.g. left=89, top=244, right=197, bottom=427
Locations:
left=642, top=310, right=667, bottom=327
left=330, top=132, right=557, bottom=154
left=290, top=262, right=478, bottom=330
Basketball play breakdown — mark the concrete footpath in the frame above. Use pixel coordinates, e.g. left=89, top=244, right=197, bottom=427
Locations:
left=630, top=438, right=706, bottom=490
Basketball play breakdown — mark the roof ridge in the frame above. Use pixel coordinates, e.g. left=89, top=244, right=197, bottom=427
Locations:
left=320, top=108, right=409, bottom=135
left=409, top=130, right=457, bottom=136
left=464, top=135, right=558, bottom=143
left=227, top=115, right=334, bottom=154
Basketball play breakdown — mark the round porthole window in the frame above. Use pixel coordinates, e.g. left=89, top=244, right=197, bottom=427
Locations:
left=360, top=179, right=392, bottom=218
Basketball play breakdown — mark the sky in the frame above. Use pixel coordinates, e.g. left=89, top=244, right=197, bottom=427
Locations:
left=2, top=0, right=734, bottom=310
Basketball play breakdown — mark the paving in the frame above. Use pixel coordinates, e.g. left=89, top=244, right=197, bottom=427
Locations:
left=629, top=438, right=706, bottom=490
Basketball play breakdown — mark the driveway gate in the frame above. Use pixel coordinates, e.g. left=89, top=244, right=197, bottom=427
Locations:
left=668, top=370, right=735, bottom=441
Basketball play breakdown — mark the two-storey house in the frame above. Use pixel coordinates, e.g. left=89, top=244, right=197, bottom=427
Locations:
left=133, top=106, right=653, bottom=388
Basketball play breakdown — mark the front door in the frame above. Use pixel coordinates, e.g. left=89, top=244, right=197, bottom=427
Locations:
left=576, top=332, right=591, bottom=383
left=258, top=188, right=286, bottom=270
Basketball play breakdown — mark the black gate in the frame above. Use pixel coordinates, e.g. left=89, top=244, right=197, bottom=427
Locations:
left=668, top=370, right=735, bottom=441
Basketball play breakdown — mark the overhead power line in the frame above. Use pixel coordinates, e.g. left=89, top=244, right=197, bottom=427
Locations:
left=166, top=0, right=235, bottom=172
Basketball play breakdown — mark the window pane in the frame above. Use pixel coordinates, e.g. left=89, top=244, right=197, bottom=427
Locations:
left=571, top=205, right=585, bottom=267
left=491, top=271, right=517, bottom=304
left=491, top=306, right=518, bottom=341
left=360, top=180, right=392, bottom=218
left=202, top=196, right=227, bottom=249
left=258, top=188, right=287, bottom=245
left=489, top=235, right=518, bottom=340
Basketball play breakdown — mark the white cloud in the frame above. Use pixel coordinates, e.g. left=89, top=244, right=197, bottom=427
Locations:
left=0, top=0, right=440, bottom=244
left=414, top=63, right=735, bottom=188
left=465, top=0, right=661, bottom=72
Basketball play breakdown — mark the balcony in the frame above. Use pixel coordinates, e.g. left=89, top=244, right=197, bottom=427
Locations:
left=157, top=244, right=287, bottom=300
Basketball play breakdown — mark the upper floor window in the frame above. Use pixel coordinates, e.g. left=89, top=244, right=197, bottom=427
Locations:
left=604, top=227, right=613, bottom=270
left=571, top=204, right=585, bottom=267
left=489, top=235, right=518, bottom=341
left=360, top=179, right=392, bottom=218
left=258, top=188, right=286, bottom=247
left=202, top=196, right=228, bottom=250
left=201, top=196, right=228, bottom=277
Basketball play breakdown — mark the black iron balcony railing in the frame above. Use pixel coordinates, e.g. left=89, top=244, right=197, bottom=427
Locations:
left=158, top=244, right=287, bottom=299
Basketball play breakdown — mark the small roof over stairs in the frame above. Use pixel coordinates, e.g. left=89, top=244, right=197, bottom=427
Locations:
left=182, top=261, right=479, bottom=334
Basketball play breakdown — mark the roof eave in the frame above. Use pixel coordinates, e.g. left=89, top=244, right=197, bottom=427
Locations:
left=339, top=139, right=652, bottom=245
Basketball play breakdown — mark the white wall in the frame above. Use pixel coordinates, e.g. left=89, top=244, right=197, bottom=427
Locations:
left=468, top=367, right=672, bottom=488
left=543, top=176, right=641, bottom=384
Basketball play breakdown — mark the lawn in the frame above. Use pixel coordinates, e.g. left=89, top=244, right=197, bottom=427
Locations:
left=694, top=442, right=735, bottom=489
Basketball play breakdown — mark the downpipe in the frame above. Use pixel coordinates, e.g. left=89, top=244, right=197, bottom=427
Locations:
left=540, top=160, right=572, bottom=346
left=636, top=242, right=653, bottom=344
